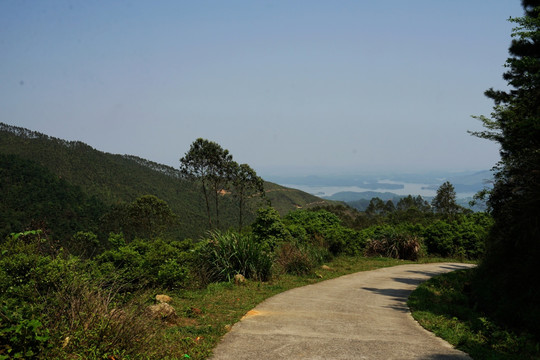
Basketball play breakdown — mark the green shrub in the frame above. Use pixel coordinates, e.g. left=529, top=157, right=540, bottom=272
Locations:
left=284, top=209, right=341, bottom=245
left=70, top=231, right=101, bottom=258
left=0, top=302, right=50, bottom=360
left=422, top=214, right=492, bottom=259
left=251, top=207, right=291, bottom=251
left=284, top=209, right=366, bottom=255
left=95, top=238, right=191, bottom=289
left=423, top=220, right=455, bottom=257
left=157, top=259, right=188, bottom=289
left=194, top=231, right=272, bottom=284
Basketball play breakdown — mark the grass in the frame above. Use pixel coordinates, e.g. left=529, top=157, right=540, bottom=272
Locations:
left=151, top=256, right=474, bottom=359
left=35, top=256, right=473, bottom=359
left=408, top=268, right=540, bottom=360
left=148, top=256, right=418, bottom=359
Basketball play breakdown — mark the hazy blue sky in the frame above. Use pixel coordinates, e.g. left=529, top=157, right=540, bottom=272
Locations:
left=1, top=1, right=523, bottom=177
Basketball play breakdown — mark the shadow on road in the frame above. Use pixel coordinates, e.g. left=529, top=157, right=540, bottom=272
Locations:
left=361, top=286, right=411, bottom=312
left=420, top=354, right=470, bottom=360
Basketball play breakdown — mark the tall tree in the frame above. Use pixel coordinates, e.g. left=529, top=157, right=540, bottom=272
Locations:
left=230, top=162, right=265, bottom=229
left=179, top=138, right=233, bottom=229
left=471, top=0, right=540, bottom=335
left=431, top=181, right=460, bottom=219
left=365, top=197, right=385, bottom=216
left=397, top=195, right=431, bottom=213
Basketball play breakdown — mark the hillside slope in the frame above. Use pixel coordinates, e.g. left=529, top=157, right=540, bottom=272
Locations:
left=0, top=123, right=332, bottom=238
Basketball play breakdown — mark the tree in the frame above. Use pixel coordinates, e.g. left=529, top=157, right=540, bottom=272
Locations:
left=365, top=197, right=385, bottom=216
left=471, top=0, right=540, bottom=335
left=230, top=162, right=265, bottom=229
left=179, top=138, right=234, bottom=229
left=397, top=195, right=431, bottom=213
left=126, top=195, right=177, bottom=240
left=384, top=200, right=395, bottom=214
left=431, top=182, right=460, bottom=219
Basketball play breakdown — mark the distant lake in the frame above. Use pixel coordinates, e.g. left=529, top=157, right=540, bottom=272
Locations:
left=282, top=180, right=477, bottom=199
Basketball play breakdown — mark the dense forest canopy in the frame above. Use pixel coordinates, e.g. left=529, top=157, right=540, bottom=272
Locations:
left=0, top=123, right=334, bottom=241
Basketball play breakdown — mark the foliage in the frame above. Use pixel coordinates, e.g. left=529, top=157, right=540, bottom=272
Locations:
left=281, top=209, right=370, bottom=256
left=70, top=231, right=101, bottom=258
left=251, top=207, right=292, bottom=251
left=125, top=195, right=179, bottom=241
left=45, top=277, right=165, bottom=360
left=409, top=269, right=539, bottom=359
left=230, top=162, right=266, bottom=229
left=274, top=242, right=315, bottom=275
left=470, top=0, right=540, bottom=336
left=96, top=237, right=192, bottom=290
left=0, top=303, right=50, bottom=360
left=0, top=124, right=217, bottom=239
left=363, top=226, right=424, bottom=261
left=1, top=123, right=333, bottom=240
left=180, top=138, right=235, bottom=229
left=432, top=181, right=464, bottom=219
left=193, top=231, right=273, bottom=284
left=0, top=230, right=181, bottom=359
left=422, top=213, right=492, bottom=259
left=0, top=154, right=105, bottom=249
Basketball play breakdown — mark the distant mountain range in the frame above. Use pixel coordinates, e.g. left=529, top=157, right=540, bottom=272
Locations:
left=266, top=170, right=492, bottom=212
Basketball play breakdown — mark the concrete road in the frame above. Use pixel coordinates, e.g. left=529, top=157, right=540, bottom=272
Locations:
left=211, top=263, right=474, bottom=360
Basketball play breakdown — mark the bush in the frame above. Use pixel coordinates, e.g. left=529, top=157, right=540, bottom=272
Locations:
left=251, top=207, right=291, bottom=251
left=274, top=241, right=331, bottom=275
left=364, top=227, right=424, bottom=261
left=193, top=231, right=272, bottom=284
left=0, top=231, right=173, bottom=359
left=95, top=237, right=191, bottom=289
left=274, top=242, right=314, bottom=275
left=0, top=301, right=50, bottom=359
left=422, top=214, right=492, bottom=259
left=284, top=209, right=366, bottom=255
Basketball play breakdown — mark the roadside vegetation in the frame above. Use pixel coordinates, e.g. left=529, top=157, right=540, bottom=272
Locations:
left=1, top=189, right=488, bottom=359
left=1, top=131, right=498, bottom=359
left=2, top=1, right=539, bottom=353
left=409, top=269, right=539, bottom=359
left=409, top=2, right=540, bottom=359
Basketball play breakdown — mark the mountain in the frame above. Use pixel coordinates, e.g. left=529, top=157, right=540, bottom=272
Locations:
left=0, top=123, right=332, bottom=239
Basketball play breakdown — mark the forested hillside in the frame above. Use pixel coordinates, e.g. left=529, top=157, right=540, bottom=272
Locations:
left=0, top=123, right=332, bottom=239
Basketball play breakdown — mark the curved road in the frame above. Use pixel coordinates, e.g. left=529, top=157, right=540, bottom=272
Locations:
left=211, top=263, right=474, bottom=360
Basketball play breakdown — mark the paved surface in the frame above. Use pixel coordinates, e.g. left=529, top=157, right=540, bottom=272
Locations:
left=211, top=263, right=474, bottom=360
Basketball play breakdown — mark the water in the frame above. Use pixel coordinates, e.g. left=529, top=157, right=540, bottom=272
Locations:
left=282, top=182, right=477, bottom=199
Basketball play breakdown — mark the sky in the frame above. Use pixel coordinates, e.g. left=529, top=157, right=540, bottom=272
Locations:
left=0, top=1, right=524, bottom=177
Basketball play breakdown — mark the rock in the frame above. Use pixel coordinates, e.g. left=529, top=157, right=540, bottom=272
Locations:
left=156, top=294, right=172, bottom=303
left=234, top=274, right=246, bottom=285
left=147, top=302, right=176, bottom=319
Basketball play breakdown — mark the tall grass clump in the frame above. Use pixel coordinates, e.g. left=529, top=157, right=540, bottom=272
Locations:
left=364, top=227, right=424, bottom=261
left=45, top=276, right=165, bottom=360
left=194, top=231, right=272, bottom=284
